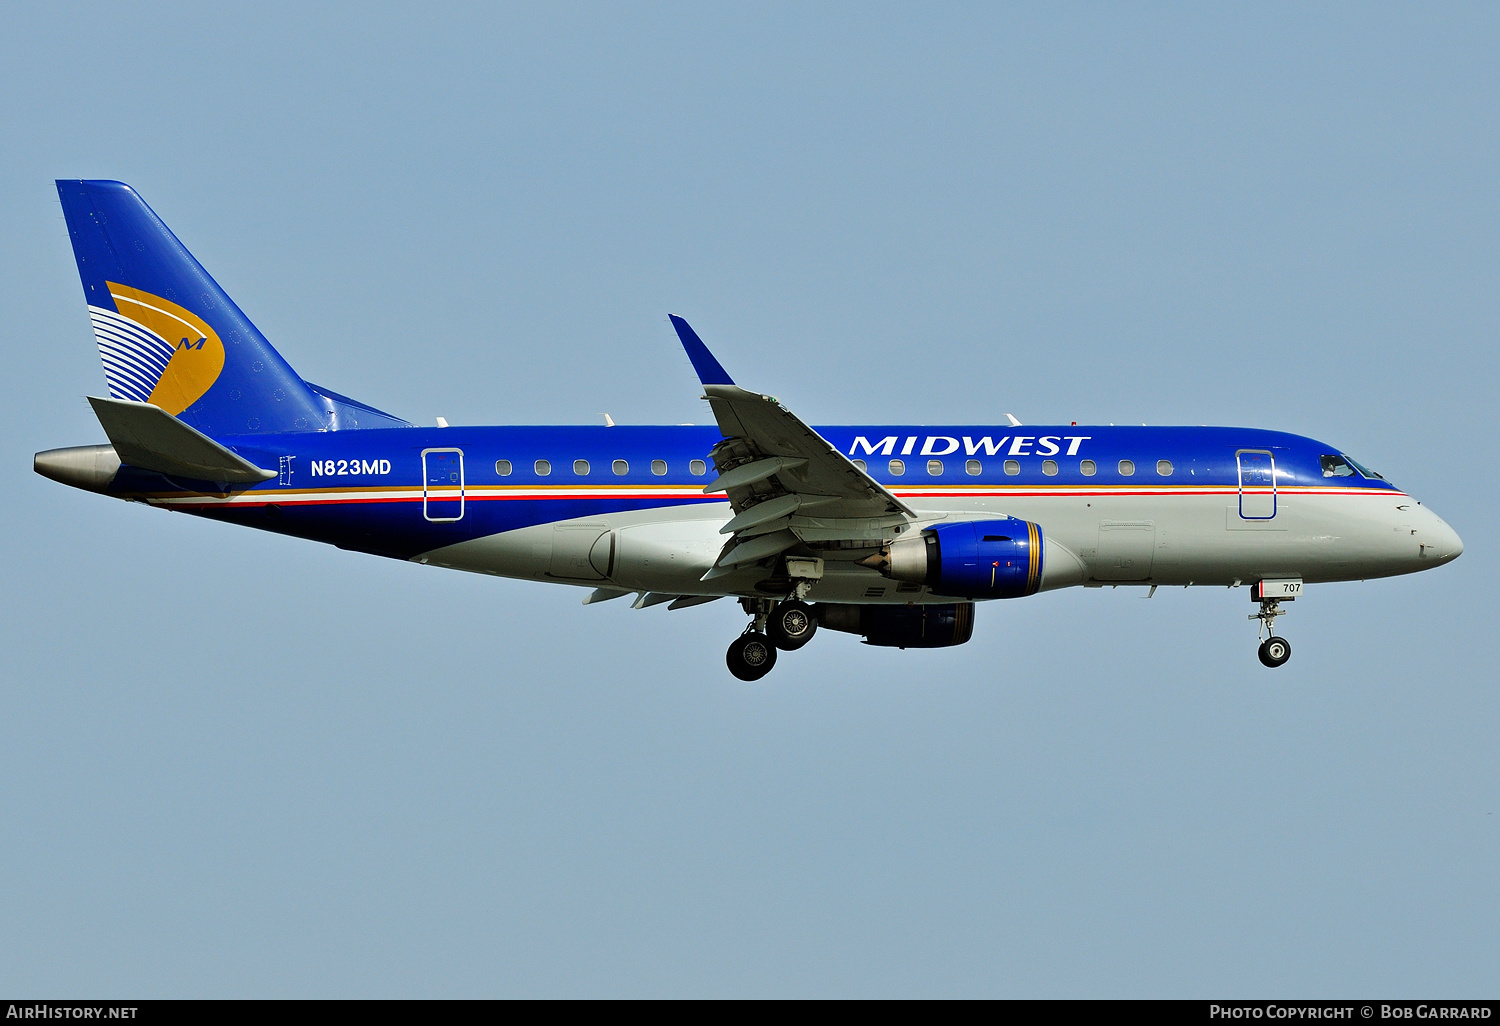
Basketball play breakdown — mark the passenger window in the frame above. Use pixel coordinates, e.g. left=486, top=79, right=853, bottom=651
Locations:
left=1157, top=459, right=1173, bottom=476
left=612, top=459, right=628, bottom=476
left=1042, top=459, right=1058, bottom=476
left=573, top=459, right=590, bottom=476
left=495, top=459, right=512, bottom=476
left=889, top=459, right=905, bottom=476
left=1080, top=459, right=1096, bottom=476
left=966, top=459, right=981, bottom=476
left=1320, top=454, right=1356, bottom=478
left=852, top=459, right=868, bottom=471
left=689, top=459, right=707, bottom=476
left=1118, top=459, right=1135, bottom=477
left=534, top=459, right=551, bottom=476
left=927, top=460, right=943, bottom=476
left=1003, top=459, right=1020, bottom=476
left=651, top=459, right=667, bottom=476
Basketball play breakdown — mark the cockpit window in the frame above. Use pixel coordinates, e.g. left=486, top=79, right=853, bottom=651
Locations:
left=1320, top=454, right=1356, bottom=478
left=1344, top=456, right=1384, bottom=480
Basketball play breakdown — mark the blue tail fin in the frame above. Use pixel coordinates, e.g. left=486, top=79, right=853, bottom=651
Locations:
left=56, top=180, right=408, bottom=435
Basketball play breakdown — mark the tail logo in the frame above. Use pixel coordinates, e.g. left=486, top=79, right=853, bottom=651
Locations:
left=89, top=282, right=225, bottom=415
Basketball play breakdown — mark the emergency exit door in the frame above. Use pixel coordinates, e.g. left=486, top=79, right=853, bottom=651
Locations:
left=1237, top=450, right=1276, bottom=520
left=422, top=448, right=465, bottom=522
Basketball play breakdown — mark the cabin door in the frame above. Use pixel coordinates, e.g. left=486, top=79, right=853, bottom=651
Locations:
left=1237, top=450, right=1276, bottom=520
left=422, top=448, right=465, bottom=522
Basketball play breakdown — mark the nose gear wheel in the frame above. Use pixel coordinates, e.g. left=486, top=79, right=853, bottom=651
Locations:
left=1258, top=636, right=1291, bottom=667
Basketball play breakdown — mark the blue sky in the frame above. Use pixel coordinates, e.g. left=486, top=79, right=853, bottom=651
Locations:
left=1, top=2, right=1495, bottom=996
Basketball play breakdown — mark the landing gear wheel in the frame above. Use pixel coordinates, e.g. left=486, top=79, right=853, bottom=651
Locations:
left=727, top=632, right=778, bottom=681
left=769, top=600, right=817, bottom=651
left=1258, top=636, right=1292, bottom=668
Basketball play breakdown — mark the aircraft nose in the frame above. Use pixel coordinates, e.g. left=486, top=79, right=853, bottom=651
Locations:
left=1436, top=518, right=1463, bottom=561
left=1421, top=508, right=1463, bottom=564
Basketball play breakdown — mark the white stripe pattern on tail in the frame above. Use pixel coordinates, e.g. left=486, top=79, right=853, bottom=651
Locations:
left=89, top=305, right=175, bottom=402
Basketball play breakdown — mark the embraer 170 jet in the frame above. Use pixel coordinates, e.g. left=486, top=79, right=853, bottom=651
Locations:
left=35, top=181, right=1463, bottom=679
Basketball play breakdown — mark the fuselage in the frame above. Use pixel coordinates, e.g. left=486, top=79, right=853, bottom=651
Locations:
left=73, top=422, right=1463, bottom=604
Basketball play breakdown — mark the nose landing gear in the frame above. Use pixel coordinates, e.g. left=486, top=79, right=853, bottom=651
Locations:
left=1249, top=579, right=1300, bottom=668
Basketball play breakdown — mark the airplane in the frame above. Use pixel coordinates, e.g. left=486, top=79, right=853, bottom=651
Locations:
left=34, top=180, right=1464, bottom=680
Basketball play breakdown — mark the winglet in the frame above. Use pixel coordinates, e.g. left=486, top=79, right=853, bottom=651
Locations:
left=669, top=315, right=735, bottom=386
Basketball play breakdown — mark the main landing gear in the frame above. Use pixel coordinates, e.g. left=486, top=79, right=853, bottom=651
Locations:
left=725, top=597, right=820, bottom=681
left=725, top=560, right=826, bottom=681
left=1249, top=579, right=1299, bottom=668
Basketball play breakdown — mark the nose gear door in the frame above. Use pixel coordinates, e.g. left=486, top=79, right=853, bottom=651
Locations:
left=1237, top=450, right=1276, bottom=520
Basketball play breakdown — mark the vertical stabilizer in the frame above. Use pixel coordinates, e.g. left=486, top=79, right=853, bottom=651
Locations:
left=56, top=180, right=407, bottom=435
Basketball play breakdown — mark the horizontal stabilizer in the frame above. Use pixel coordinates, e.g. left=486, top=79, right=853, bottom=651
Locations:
left=88, top=397, right=276, bottom=483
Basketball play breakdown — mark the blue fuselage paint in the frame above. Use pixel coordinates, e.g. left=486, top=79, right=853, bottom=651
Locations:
left=106, top=423, right=1397, bottom=561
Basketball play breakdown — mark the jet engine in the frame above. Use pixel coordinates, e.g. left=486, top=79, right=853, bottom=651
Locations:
left=861, top=518, right=1043, bottom=599
left=817, top=602, right=975, bottom=649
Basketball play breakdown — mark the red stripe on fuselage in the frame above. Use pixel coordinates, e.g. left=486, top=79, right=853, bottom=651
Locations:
left=144, top=485, right=1405, bottom=510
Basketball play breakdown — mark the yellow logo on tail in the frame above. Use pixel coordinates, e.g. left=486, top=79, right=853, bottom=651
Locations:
left=105, top=282, right=226, bottom=415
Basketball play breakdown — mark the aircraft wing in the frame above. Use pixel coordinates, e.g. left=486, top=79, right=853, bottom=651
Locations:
left=670, top=316, right=914, bottom=571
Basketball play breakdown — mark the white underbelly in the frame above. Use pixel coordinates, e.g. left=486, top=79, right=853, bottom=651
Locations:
left=414, top=489, right=1415, bottom=598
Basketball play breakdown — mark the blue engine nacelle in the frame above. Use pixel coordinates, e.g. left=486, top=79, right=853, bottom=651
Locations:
left=875, top=517, right=1043, bottom=599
